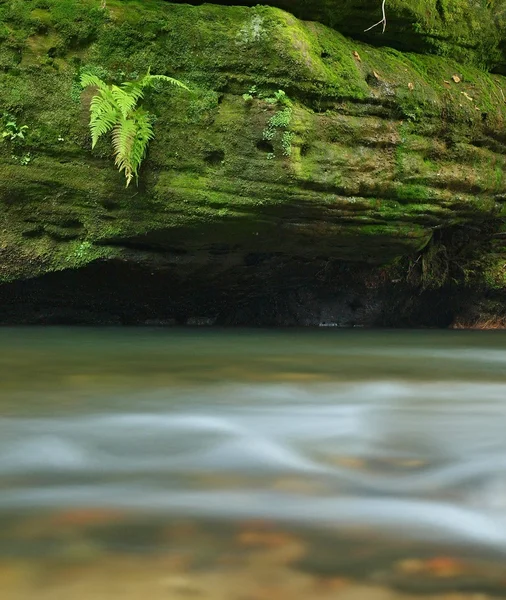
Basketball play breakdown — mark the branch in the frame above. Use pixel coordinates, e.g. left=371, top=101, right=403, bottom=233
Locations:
left=364, top=0, right=387, bottom=33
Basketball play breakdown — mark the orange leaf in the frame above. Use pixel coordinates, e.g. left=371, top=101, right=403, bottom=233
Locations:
left=424, top=556, right=464, bottom=578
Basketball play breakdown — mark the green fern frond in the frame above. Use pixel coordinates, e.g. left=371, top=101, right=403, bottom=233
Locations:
left=129, top=110, right=154, bottom=181
left=120, top=81, right=146, bottom=104
left=80, top=73, right=109, bottom=91
left=134, top=68, right=190, bottom=93
left=81, top=69, right=189, bottom=185
left=89, top=90, right=118, bottom=147
left=112, top=118, right=138, bottom=186
left=110, top=85, right=137, bottom=119
left=147, top=75, right=190, bottom=91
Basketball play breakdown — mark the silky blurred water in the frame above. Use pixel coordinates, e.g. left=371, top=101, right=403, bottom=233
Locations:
left=1, top=328, right=506, bottom=598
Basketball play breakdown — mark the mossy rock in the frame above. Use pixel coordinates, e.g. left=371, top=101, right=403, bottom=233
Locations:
left=0, top=0, right=505, bottom=284
left=165, top=0, right=506, bottom=72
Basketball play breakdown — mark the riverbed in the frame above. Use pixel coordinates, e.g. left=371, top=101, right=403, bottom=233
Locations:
left=1, top=328, right=506, bottom=599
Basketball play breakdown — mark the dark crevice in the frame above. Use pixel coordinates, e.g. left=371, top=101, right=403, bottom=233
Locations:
left=204, top=149, right=225, bottom=165
left=256, top=140, right=274, bottom=153
left=435, top=0, right=446, bottom=22
left=58, top=218, right=83, bottom=229
left=300, top=143, right=310, bottom=157
left=470, top=138, right=506, bottom=155
left=100, top=199, right=120, bottom=211
left=22, top=228, right=44, bottom=238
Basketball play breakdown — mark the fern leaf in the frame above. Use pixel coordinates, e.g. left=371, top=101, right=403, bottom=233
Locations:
left=110, top=85, right=137, bottom=118
left=129, top=109, right=154, bottom=181
left=80, top=73, right=109, bottom=91
left=112, top=118, right=138, bottom=186
left=138, top=72, right=190, bottom=92
left=82, top=69, right=189, bottom=185
left=147, top=75, right=190, bottom=91
left=89, top=89, right=118, bottom=147
left=120, top=81, right=145, bottom=105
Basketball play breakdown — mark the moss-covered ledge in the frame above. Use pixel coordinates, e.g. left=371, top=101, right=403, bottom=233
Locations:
left=0, top=0, right=505, bottom=324
left=166, top=0, right=506, bottom=72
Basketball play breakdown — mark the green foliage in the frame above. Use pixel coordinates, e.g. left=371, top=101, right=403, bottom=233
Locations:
left=264, top=89, right=291, bottom=106
left=12, top=151, right=32, bottom=165
left=1, top=113, right=28, bottom=142
left=71, top=63, right=109, bottom=103
left=242, top=86, right=294, bottom=156
left=1, top=112, right=32, bottom=165
left=260, top=90, right=293, bottom=158
left=281, top=131, right=295, bottom=157
left=242, top=85, right=259, bottom=103
left=81, top=69, right=189, bottom=186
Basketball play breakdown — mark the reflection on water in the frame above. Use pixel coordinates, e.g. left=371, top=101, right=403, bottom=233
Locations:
left=1, top=328, right=506, bottom=599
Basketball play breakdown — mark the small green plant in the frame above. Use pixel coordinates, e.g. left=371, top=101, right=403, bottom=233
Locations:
left=19, top=152, right=32, bottom=166
left=261, top=90, right=293, bottom=158
left=264, top=107, right=292, bottom=139
left=242, top=85, right=258, bottom=103
left=2, top=113, right=31, bottom=164
left=242, top=86, right=295, bottom=158
left=281, top=131, right=295, bottom=156
left=1, top=114, right=28, bottom=142
left=81, top=69, right=189, bottom=186
left=264, top=89, right=290, bottom=106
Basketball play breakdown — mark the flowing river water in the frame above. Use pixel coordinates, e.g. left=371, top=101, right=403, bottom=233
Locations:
left=1, top=327, right=506, bottom=599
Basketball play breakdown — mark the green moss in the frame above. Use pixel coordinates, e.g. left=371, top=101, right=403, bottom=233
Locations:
left=267, top=0, right=506, bottom=72
left=0, top=0, right=505, bottom=280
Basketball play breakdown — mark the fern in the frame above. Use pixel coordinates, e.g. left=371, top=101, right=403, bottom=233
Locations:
left=81, top=69, right=189, bottom=186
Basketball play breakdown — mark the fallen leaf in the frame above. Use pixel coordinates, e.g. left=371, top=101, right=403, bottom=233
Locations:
left=461, top=91, right=473, bottom=101
left=452, top=74, right=461, bottom=83
left=475, top=106, right=481, bottom=111
left=443, top=80, right=451, bottom=84
left=425, top=556, right=464, bottom=578
left=353, top=50, right=362, bottom=62
left=372, top=70, right=381, bottom=80
left=408, top=82, right=414, bottom=91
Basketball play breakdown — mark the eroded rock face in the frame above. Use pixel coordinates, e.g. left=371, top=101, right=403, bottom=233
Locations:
left=0, top=1, right=505, bottom=324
